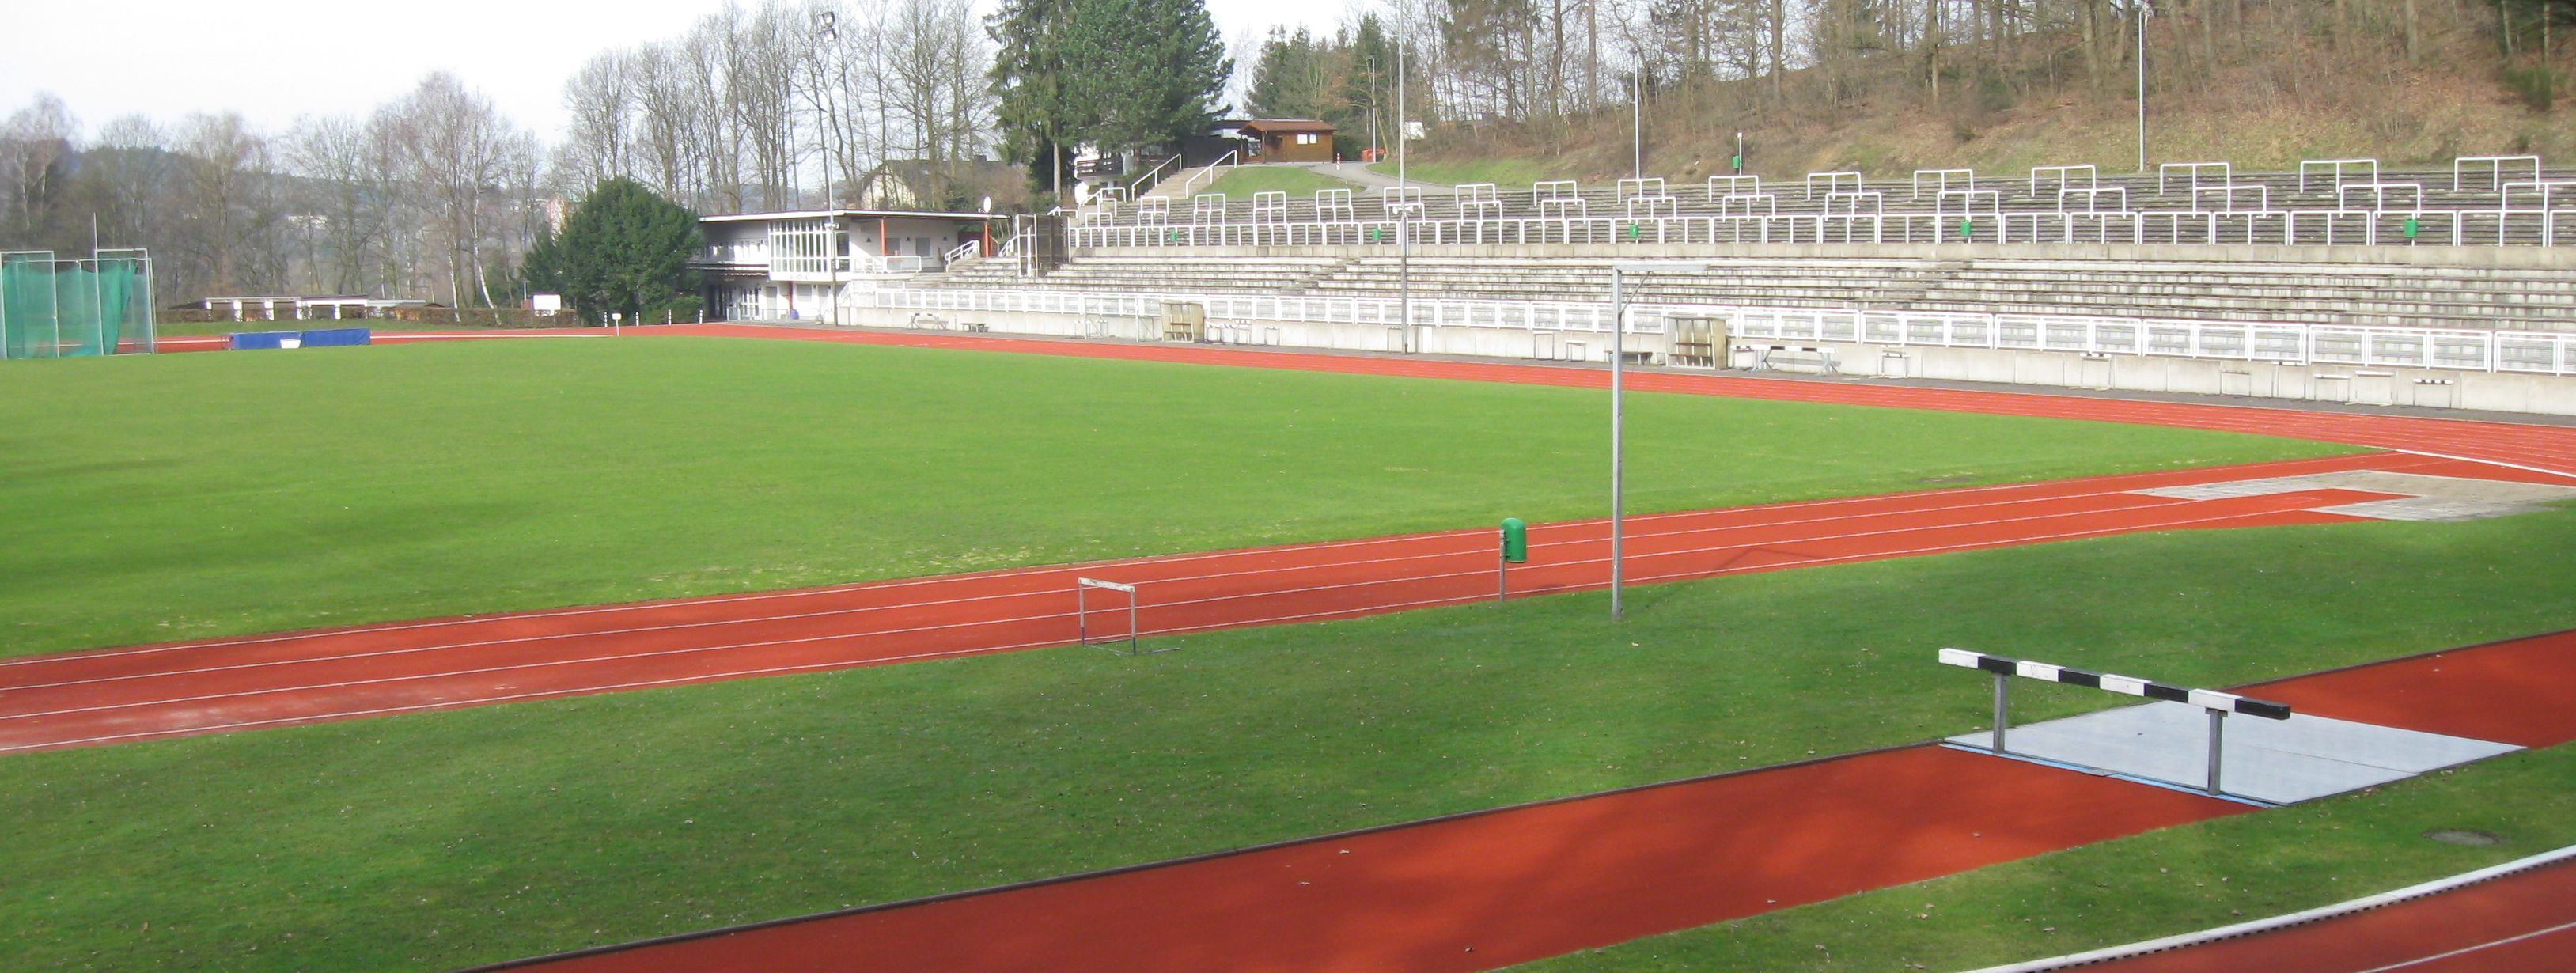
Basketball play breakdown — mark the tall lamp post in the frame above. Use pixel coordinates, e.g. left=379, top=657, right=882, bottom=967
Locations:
left=817, top=9, right=842, bottom=327
left=1631, top=74, right=1643, bottom=180
left=1397, top=40, right=1412, bottom=354
left=1605, top=260, right=1711, bottom=620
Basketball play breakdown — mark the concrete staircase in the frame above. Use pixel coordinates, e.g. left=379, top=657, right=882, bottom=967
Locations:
left=902, top=252, right=2576, bottom=332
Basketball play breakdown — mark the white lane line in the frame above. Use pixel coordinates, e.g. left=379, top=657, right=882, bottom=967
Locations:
left=2377, top=447, right=2576, bottom=482
left=0, top=486, right=2219, bottom=692
left=0, top=497, right=2326, bottom=727
left=0, top=502, right=2317, bottom=753
left=0, top=487, right=2260, bottom=698
left=8, top=451, right=2418, bottom=691
left=0, top=453, right=2405, bottom=669
left=2354, top=919, right=2576, bottom=972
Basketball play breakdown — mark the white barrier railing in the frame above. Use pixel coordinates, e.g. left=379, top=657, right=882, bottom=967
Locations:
left=1192, top=192, right=1227, bottom=223
left=2158, top=161, right=2231, bottom=195
left=1616, top=177, right=1667, bottom=203
left=1066, top=208, right=2571, bottom=249
left=2456, top=154, right=2542, bottom=191
left=942, top=240, right=983, bottom=265
left=2059, top=187, right=2129, bottom=214
left=1317, top=187, right=1355, bottom=221
left=1805, top=171, right=1863, bottom=199
left=1718, top=192, right=1779, bottom=218
left=1912, top=168, right=1976, bottom=199
left=2193, top=183, right=2269, bottom=213
left=852, top=253, right=926, bottom=274
left=2032, top=164, right=2097, bottom=195
left=1725, top=306, right=2567, bottom=376
left=873, top=286, right=1621, bottom=333
left=1457, top=183, right=1502, bottom=218
left=1709, top=175, right=1762, bottom=199
left=2300, top=157, right=2380, bottom=194
left=874, top=285, right=2576, bottom=377
left=1383, top=184, right=1427, bottom=215
left=1252, top=190, right=1290, bottom=224
left=1626, top=195, right=1682, bottom=218
left=2338, top=182, right=2423, bottom=213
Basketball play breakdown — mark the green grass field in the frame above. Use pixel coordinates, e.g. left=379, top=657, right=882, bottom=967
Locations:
left=0, top=336, right=2348, bottom=656
left=1199, top=164, right=1363, bottom=199
left=6, top=505, right=2573, bottom=971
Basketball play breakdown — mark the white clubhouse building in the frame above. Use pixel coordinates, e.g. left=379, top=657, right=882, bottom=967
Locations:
left=693, top=209, right=1003, bottom=321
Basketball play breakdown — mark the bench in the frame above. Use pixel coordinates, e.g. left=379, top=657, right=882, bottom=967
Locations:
left=1740, top=344, right=1841, bottom=375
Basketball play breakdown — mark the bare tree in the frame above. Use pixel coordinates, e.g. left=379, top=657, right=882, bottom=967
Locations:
left=83, top=115, right=170, bottom=252
left=170, top=112, right=286, bottom=295
left=386, top=73, right=541, bottom=307
left=561, top=50, right=638, bottom=190
left=1, top=93, right=78, bottom=247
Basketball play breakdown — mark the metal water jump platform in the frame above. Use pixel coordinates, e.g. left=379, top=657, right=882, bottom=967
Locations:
left=1937, top=649, right=2521, bottom=805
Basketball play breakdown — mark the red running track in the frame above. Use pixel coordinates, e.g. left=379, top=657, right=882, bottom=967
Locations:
left=2072, top=858, right=2576, bottom=973
left=2247, top=628, right=2576, bottom=748
left=471, top=623, right=2576, bottom=973
left=474, top=746, right=2252, bottom=973
left=0, top=451, right=2441, bottom=755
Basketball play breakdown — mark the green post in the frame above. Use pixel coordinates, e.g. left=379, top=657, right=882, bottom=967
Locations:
left=1498, top=517, right=1528, bottom=601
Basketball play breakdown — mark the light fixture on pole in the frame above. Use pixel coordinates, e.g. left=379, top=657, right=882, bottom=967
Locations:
left=1604, top=260, right=1711, bottom=621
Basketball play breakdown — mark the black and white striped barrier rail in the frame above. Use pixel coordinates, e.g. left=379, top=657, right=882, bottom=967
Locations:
left=1938, top=648, right=2291, bottom=796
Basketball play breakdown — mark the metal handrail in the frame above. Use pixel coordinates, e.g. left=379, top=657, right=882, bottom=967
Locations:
left=1176, top=150, right=1240, bottom=197
left=1127, top=154, right=1184, bottom=199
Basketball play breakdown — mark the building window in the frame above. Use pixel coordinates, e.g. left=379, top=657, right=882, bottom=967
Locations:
left=1296, top=133, right=1318, bottom=146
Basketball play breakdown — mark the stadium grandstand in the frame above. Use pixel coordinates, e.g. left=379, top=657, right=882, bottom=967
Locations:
left=737, top=153, right=2576, bottom=415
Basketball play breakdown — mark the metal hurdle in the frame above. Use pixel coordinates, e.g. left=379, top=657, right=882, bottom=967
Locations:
left=1938, top=648, right=2292, bottom=796
left=1076, top=577, right=1168, bottom=656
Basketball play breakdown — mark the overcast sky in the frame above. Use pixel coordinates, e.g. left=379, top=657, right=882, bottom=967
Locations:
left=0, top=0, right=1347, bottom=140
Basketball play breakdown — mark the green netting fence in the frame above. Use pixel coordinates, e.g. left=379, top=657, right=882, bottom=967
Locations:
left=2, top=253, right=153, bottom=360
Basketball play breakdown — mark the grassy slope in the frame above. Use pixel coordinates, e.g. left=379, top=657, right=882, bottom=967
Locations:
left=6, top=507, right=2574, bottom=971
left=0, top=337, right=2345, bottom=655
left=1366, top=157, right=1565, bottom=188
left=1199, top=164, right=1362, bottom=199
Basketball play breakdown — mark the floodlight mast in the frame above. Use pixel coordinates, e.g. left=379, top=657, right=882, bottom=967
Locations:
left=817, top=9, right=841, bottom=327
left=1397, top=40, right=1411, bottom=354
